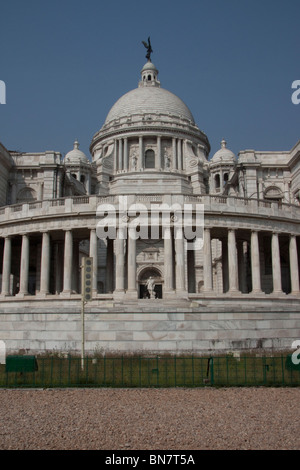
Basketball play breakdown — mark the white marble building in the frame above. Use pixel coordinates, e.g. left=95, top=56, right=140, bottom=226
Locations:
left=0, top=60, right=299, bottom=355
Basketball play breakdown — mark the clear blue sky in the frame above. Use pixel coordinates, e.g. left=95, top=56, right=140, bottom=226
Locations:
left=0, top=0, right=299, bottom=160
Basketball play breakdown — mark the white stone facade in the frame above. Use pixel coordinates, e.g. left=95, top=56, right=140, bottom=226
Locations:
left=0, top=60, right=299, bottom=355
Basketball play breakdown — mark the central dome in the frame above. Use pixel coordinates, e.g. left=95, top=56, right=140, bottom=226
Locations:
left=90, top=60, right=210, bottom=162
left=104, top=86, right=195, bottom=125
left=104, top=61, right=195, bottom=125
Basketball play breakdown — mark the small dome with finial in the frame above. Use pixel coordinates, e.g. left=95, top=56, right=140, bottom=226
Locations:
left=211, top=139, right=236, bottom=163
left=139, top=61, right=160, bottom=88
left=65, top=140, right=89, bottom=165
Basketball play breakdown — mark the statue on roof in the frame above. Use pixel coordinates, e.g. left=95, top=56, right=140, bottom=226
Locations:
left=142, top=37, right=153, bottom=61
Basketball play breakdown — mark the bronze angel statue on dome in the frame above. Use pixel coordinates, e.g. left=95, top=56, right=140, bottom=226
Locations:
left=142, top=37, right=153, bottom=61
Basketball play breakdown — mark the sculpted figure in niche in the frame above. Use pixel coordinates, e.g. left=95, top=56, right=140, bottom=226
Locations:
left=146, top=276, right=156, bottom=299
left=131, top=153, right=137, bottom=171
left=164, top=152, right=171, bottom=170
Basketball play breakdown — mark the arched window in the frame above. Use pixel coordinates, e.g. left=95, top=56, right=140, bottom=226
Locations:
left=264, top=186, right=282, bottom=202
left=223, top=173, right=229, bottom=185
left=145, top=149, right=155, bottom=168
left=16, top=187, right=36, bottom=203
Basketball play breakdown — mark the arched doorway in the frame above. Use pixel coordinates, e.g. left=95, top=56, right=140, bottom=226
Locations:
left=138, top=267, right=163, bottom=299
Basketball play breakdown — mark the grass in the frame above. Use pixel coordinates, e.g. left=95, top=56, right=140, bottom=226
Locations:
left=0, top=354, right=300, bottom=388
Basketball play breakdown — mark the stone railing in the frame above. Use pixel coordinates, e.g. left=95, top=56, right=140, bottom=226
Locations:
left=0, top=194, right=299, bottom=225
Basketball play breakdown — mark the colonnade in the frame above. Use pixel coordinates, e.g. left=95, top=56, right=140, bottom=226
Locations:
left=0, top=228, right=97, bottom=297
left=0, top=226, right=299, bottom=298
left=114, top=136, right=185, bottom=172
left=202, top=228, right=300, bottom=295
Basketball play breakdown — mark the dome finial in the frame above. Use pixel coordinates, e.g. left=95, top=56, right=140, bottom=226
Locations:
left=141, top=37, right=153, bottom=62
left=221, top=139, right=227, bottom=149
left=74, top=139, right=79, bottom=149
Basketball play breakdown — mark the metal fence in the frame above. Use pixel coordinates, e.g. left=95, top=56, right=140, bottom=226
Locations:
left=1, top=355, right=300, bottom=388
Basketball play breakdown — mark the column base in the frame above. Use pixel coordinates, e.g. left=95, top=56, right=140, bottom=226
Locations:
left=16, top=292, right=28, bottom=299
left=0, top=293, right=11, bottom=298
left=113, top=290, right=125, bottom=301
left=35, top=291, right=50, bottom=298
left=271, top=290, right=285, bottom=296
left=175, top=289, right=189, bottom=300
left=250, top=289, right=264, bottom=296
left=228, top=288, right=241, bottom=295
left=125, top=290, right=138, bottom=300
left=60, top=290, right=72, bottom=298
left=163, top=289, right=175, bottom=299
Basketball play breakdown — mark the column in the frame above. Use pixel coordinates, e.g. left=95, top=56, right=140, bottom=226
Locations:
left=157, top=136, right=161, bottom=169
left=106, top=239, right=114, bottom=293
left=124, top=138, right=128, bottom=171
left=172, top=138, right=177, bottom=169
left=222, top=238, right=229, bottom=292
left=72, top=240, right=80, bottom=293
left=118, top=138, right=123, bottom=170
left=1, top=237, right=11, bottom=296
left=289, top=235, right=300, bottom=294
left=114, top=139, right=118, bottom=171
left=40, top=231, right=51, bottom=295
left=54, top=242, right=63, bottom=294
left=114, top=227, right=125, bottom=295
left=164, top=227, right=174, bottom=292
left=228, top=229, right=239, bottom=292
left=63, top=230, right=73, bottom=294
left=237, top=240, right=248, bottom=293
left=127, top=227, right=137, bottom=295
left=18, top=234, right=30, bottom=296
left=139, top=136, right=143, bottom=170
left=271, top=232, right=282, bottom=294
left=175, top=227, right=186, bottom=293
left=251, top=231, right=262, bottom=293
left=177, top=139, right=182, bottom=170
left=203, top=228, right=213, bottom=292
left=89, top=228, right=98, bottom=296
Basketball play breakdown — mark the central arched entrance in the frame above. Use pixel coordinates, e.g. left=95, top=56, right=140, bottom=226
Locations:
left=138, top=267, right=163, bottom=299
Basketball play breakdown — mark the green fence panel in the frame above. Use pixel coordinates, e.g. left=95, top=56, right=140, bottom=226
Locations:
left=5, top=355, right=38, bottom=373
left=1, top=355, right=300, bottom=388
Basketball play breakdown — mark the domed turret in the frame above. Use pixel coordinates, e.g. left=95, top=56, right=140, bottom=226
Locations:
left=209, top=140, right=236, bottom=194
left=139, top=61, right=160, bottom=87
left=65, top=140, right=89, bottom=165
left=211, top=139, right=236, bottom=164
